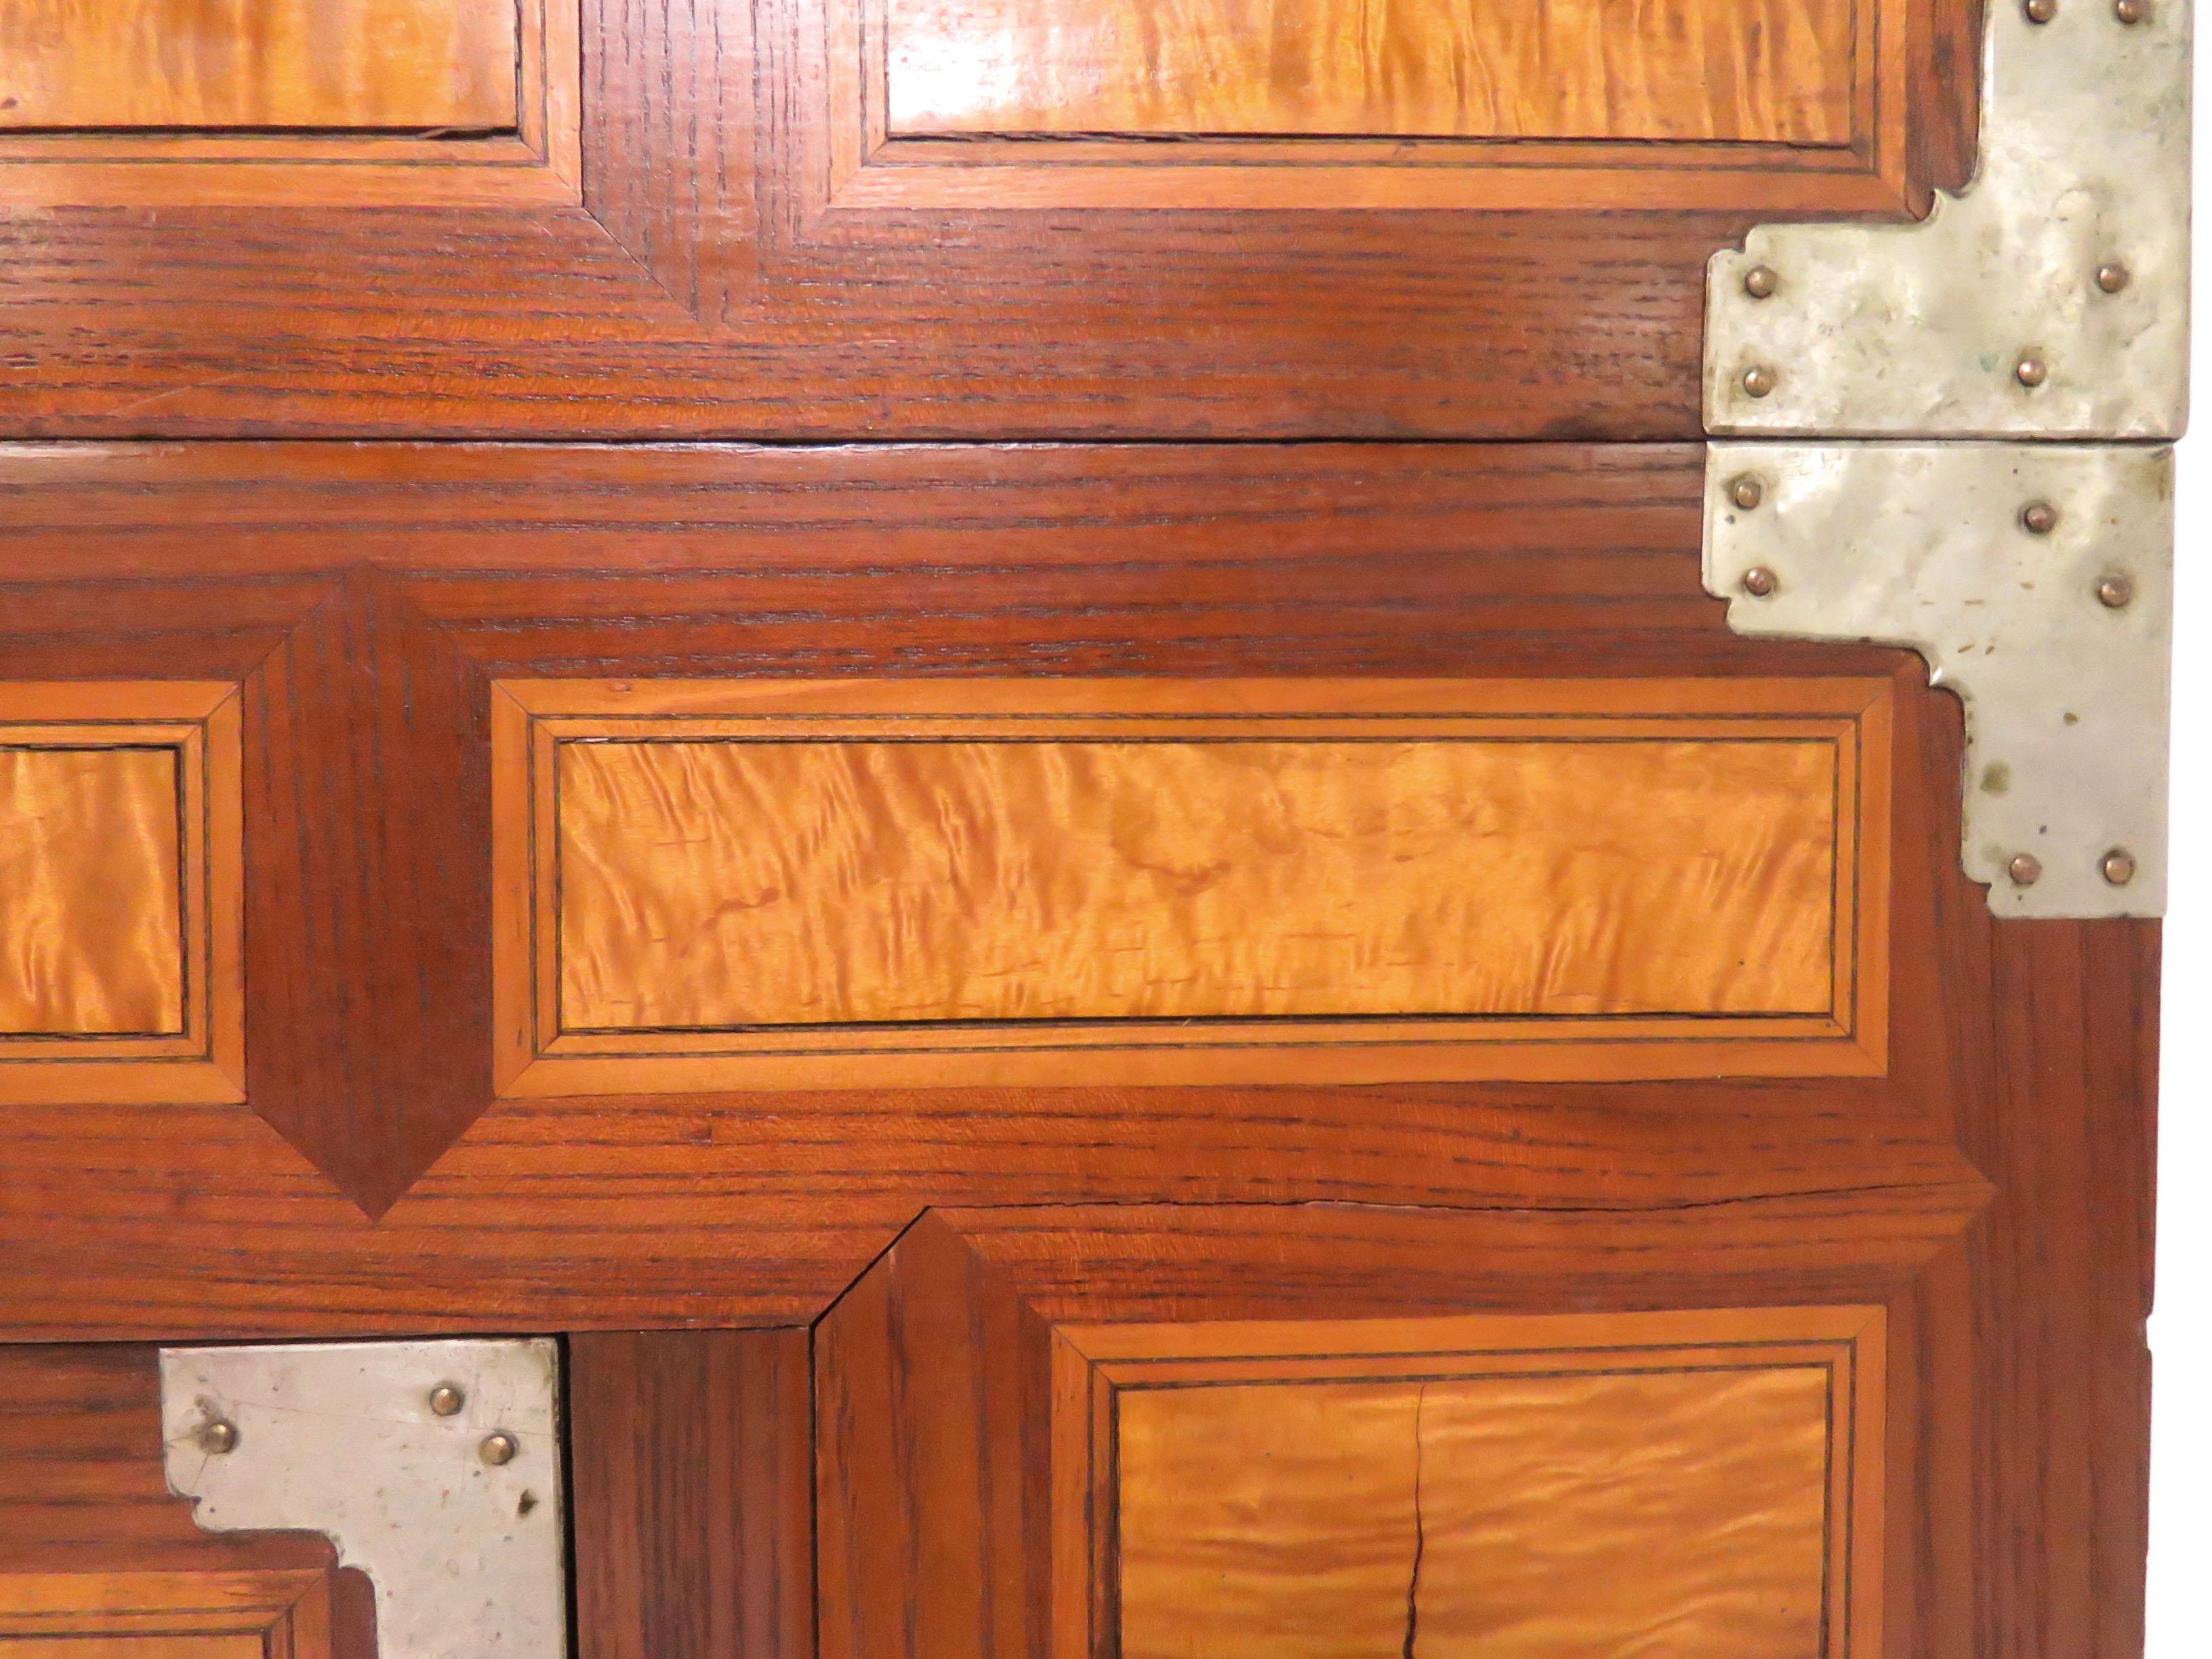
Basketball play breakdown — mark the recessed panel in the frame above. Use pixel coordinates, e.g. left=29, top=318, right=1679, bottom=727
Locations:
left=888, top=0, right=1858, bottom=143
left=0, top=0, right=520, bottom=131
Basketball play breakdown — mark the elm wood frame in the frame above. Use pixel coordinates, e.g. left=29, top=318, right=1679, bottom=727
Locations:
left=489, top=675, right=1892, bottom=1093
left=0, top=1, right=1981, bottom=440
left=0, top=682, right=245, bottom=1107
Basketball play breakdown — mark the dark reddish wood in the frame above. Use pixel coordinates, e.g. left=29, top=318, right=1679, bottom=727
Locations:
left=571, top=1330, right=815, bottom=1659
left=0, top=0, right=1981, bottom=442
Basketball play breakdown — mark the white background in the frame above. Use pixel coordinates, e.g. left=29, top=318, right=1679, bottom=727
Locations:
left=2144, top=20, right=2207, bottom=1654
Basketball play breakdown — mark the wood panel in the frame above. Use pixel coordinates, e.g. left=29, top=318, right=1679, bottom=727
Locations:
left=494, top=676, right=1891, bottom=1092
left=0, top=0, right=520, bottom=131
left=570, top=1330, right=815, bottom=1659
left=1100, top=1309, right=1881, bottom=1659
left=0, top=684, right=243, bottom=1105
left=888, top=0, right=1858, bottom=142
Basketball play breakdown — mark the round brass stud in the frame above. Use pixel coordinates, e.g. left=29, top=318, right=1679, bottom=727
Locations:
left=1740, top=567, right=1778, bottom=598
left=2024, top=0, right=2058, bottom=20
left=1742, top=365, right=1778, bottom=398
left=1729, top=476, right=1765, bottom=511
left=2102, top=848, right=2139, bottom=886
left=480, top=1431, right=519, bottom=1467
left=429, top=1384, right=466, bottom=1417
left=2096, top=262, right=2133, bottom=293
left=1742, top=265, right=1780, bottom=300
left=2015, top=355, right=2049, bottom=388
left=196, top=1419, right=239, bottom=1455
left=2020, top=501, right=2060, bottom=535
left=2115, top=0, right=2150, bottom=23
left=2098, top=573, right=2135, bottom=609
left=2008, top=853, right=2045, bottom=888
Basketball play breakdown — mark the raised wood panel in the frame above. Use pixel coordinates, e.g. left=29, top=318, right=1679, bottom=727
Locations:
left=0, top=684, right=243, bottom=1105
left=493, top=676, right=1891, bottom=1092
left=0, top=0, right=520, bottom=130
left=888, top=0, right=1858, bottom=143
left=1092, top=1309, right=1882, bottom=1659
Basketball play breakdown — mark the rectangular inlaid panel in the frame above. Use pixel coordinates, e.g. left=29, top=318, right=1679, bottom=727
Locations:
left=0, top=0, right=520, bottom=130
left=1063, top=1307, right=1883, bottom=1659
left=492, top=678, right=1891, bottom=1092
left=0, top=684, right=243, bottom=1105
left=887, top=0, right=1856, bottom=143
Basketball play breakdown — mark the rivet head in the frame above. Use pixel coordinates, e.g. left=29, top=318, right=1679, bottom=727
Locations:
left=2102, top=848, right=2139, bottom=886
left=428, top=1383, right=465, bottom=1417
left=2096, top=261, right=2133, bottom=293
left=480, top=1431, right=519, bottom=1467
left=1742, top=265, right=1780, bottom=300
left=1742, top=365, right=1778, bottom=398
left=1740, top=567, right=1779, bottom=598
left=196, top=1418, right=239, bottom=1455
left=1729, top=476, right=1765, bottom=510
left=2115, top=0, right=2150, bottom=23
left=2098, top=573, right=2135, bottom=609
left=2019, top=501, right=2060, bottom=535
left=2024, top=0, right=2058, bottom=20
left=2009, top=853, right=2045, bottom=888
left=2015, top=355, right=2049, bottom=388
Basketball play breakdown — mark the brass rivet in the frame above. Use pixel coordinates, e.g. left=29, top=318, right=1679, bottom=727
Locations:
left=1742, top=365, right=1778, bottom=398
left=480, top=1431, right=519, bottom=1467
left=2096, top=261, right=2133, bottom=293
left=1730, top=476, right=1765, bottom=510
left=197, top=1419, right=239, bottom=1455
left=2020, top=501, right=2060, bottom=535
left=2024, top=0, right=2058, bottom=20
left=2009, top=853, right=2045, bottom=888
left=1742, top=265, right=1780, bottom=300
left=2098, top=573, right=2135, bottom=609
left=1741, top=567, right=1779, bottom=598
left=2015, top=355, right=2049, bottom=388
left=2102, top=848, right=2139, bottom=886
left=2115, top=0, right=2150, bottom=23
left=429, top=1384, right=465, bottom=1417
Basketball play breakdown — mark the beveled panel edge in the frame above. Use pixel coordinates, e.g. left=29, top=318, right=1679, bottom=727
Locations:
left=490, top=676, right=1894, bottom=1094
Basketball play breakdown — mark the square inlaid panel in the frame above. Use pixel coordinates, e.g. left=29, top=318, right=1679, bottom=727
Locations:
left=0, top=684, right=243, bottom=1104
left=1057, top=1306, right=1885, bottom=1659
left=491, top=676, right=1891, bottom=1092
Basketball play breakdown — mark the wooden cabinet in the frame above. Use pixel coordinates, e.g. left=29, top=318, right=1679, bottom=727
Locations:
left=0, top=5, right=2167, bottom=1659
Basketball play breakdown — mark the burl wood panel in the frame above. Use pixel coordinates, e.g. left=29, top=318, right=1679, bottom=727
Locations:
left=0, top=0, right=519, bottom=131
left=0, top=684, right=243, bottom=1104
left=496, top=677, right=1889, bottom=1091
left=0, top=747, right=182, bottom=1038
left=888, top=0, right=1856, bottom=142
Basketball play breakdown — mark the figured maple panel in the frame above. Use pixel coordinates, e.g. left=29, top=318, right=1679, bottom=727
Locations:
left=493, top=677, right=1892, bottom=1091
left=1082, top=1307, right=1884, bottom=1659
left=888, top=0, right=1856, bottom=142
left=0, top=684, right=243, bottom=1104
left=0, top=0, right=518, bottom=130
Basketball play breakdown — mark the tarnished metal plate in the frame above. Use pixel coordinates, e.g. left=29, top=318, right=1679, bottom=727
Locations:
left=1706, top=1, right=2192, bottom=438
left=1705, top=442, right=2173, bottom=917
left=160, top=1339, right=565, bottom=1659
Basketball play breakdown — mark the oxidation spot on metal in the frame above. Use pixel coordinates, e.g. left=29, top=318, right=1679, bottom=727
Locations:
left=1982, top=762, right=2013, bottom=794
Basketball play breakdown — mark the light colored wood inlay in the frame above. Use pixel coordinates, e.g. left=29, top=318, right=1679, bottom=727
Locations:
left=885, top=0, right=1857, bottom=143
left=1092, top=1307, right=1883, bottom=1659
left=0, top=746, right=182, bottom=1036
left=0, top=0, right=520, bottom=131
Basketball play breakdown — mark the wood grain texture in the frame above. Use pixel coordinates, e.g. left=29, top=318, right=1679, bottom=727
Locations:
left=499, top=677, right=1887, bottom=1090
left=570, top=1330, right=815, bottom=1659
left=888, top=0, right=1858, bottom=142
left=0, top=0, right=1978, bottom=434
left=0, top=0, right=519, bottom=130
left=0, top=746, right=182, bottom=1038
left=1108, top=1311, right=1877, bottom=1659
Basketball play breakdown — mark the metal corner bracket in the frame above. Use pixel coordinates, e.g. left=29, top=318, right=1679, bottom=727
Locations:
left=1702, top=1, right=2190, bottom=917
left=159, top=1338, right=567, bottom=1659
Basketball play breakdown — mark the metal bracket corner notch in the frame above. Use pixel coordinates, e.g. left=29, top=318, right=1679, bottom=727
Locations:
left=1706, top=0, right=2192, bottom=439
left=159, top=1338, right=567, bottom=1659
left=1706, top=442, right=2173, bottom=918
